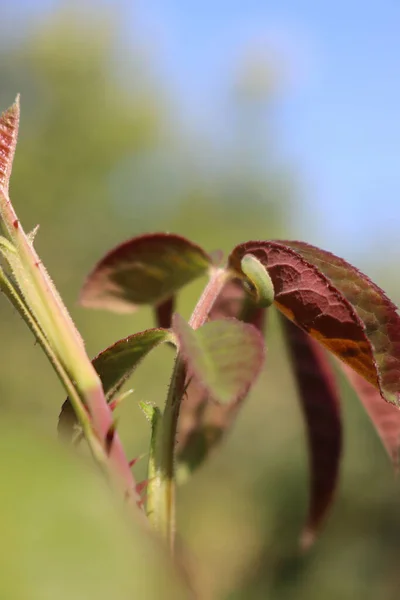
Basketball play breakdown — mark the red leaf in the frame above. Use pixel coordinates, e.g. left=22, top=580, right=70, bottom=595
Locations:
left=80, top=233, right=211, bottom=313
left=154, top=296, right=175, bottom=329
left=280, top=314, right=342, bottom=549
left=229, top=240, right=400, bottom=406
left=210, top=278, right=266, bottom=331
left=340, top=362, right=400, bottom=470
left=0, top=97, right=19, bottom=193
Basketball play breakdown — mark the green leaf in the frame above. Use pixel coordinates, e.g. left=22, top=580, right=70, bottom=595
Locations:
left=172, top=314, right=265, bottom=405
left=58, top=328, right=173, bottom=439
left=176, top=280, right=266, bottom=479
left=80, top=233, right=211, bottom=313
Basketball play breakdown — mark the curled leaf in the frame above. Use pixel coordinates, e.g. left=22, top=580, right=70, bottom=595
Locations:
left=280, top=314, right=342, bottom=549
left=173, top=313, right=265, bottom=405
left=58, top=328, right=172, bottom=439
left=241, top=253, right=275, bottom=307
left=229, top=240, right=400, bottom=406
left=80, top=233, right=211, bottom=313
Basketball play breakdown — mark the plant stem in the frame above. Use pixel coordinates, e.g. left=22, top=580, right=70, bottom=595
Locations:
left=152, top=268, right=230, bottom=551
left=0, top=99, right=140, bottom=511
left=0, top=267, right=140, bottom=506
left=188, top=267, right=231, bottom=329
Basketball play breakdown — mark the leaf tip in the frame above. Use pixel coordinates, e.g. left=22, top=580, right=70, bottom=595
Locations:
left=109, top=388, right=134, bottom=412
left=129, top=453, right=146, bottom=468
left=27, top=224, right=40, bottom=244
left=139, top=400, right=161, bottom=425
left=0, top=96, right=20, bottom=192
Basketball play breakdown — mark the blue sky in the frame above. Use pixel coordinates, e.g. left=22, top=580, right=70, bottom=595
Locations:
left=133, top=1, right=400, bottom=260
left=6, top=1, right=400, bottom=260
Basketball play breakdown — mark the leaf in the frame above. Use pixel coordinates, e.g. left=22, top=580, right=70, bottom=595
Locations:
left=80, top=233, right=211, bottom=313
left=176, top=280, right=266, bottom=477
left=206, top=278, right=267, bottom=331
left=0, top=97, right=19, bottom=193
left=58, top=328, right=172, bottom=439
left=280, top=314, right=342, bottom=549
left=240, top=253, right=275, bottom=307
left=229, top=240, right=400, bottom=406
left=339, top=361, right=400, bottom=470
left=173, top=313, right=265, bottom=405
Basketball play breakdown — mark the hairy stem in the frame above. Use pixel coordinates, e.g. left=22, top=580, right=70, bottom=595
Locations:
left=145, top=405, right=163, bottom=521
left=152, top=268, right=230, bottom=551
left=0, top=99, right=140, bottom=511
left=0, top=267, right=140, bottom=504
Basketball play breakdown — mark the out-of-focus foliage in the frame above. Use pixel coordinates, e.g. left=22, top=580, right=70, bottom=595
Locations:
left=0, top=5, right=400, bottom=600
left=0, top=416, right=187, bottom=600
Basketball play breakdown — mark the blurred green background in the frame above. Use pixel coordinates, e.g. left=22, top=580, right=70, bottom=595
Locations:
left=1, top=3, right=400, bottom=599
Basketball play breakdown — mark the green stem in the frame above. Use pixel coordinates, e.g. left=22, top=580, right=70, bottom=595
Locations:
left=152, top=267, right=231, bottom=551
left=0, top=100, right=140, bottom=509
left=146, top=402, right=170, bottom=529
left=0, top=269, right=103, bottom=463
left=0, top=268, right=139, bottom=501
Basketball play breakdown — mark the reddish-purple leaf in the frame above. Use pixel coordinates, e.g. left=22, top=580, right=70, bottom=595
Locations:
left=209, top=278, right=267, bottom=331
left=280, top=314, right=342, bottom=549
left=154, top=296, right=175, bottom=329
left=176, top=377, right=243, bottom=476
left=283, top=241, right=400, bottom=400
left=173, top=313, right=265, bottom=405
left=229, top=240, right=400, bottom=406
left=58, top=328, right=171, bottom=439
left=0, top=97, right=19, bottom=193
left=339, top=362, right=400, bottom=470
left=206, top=279, right=246, bottom=321
left=80, top=233, right=211, bottom=313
